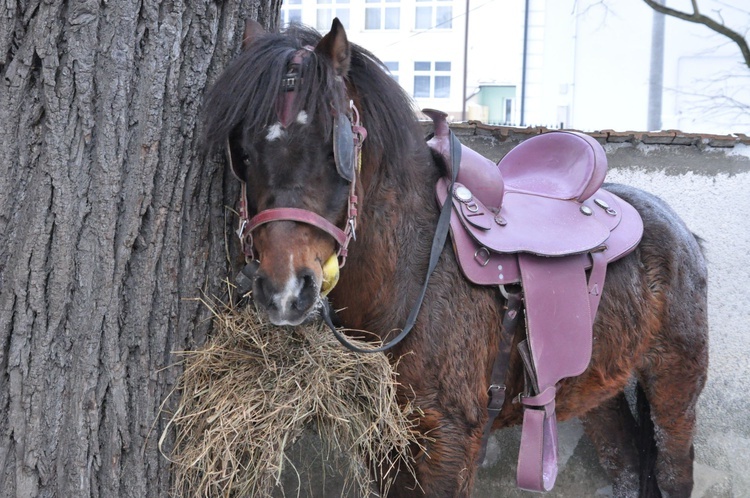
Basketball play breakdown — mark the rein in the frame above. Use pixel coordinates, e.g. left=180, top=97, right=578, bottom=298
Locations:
left=320, top=131, right=462, bottom=354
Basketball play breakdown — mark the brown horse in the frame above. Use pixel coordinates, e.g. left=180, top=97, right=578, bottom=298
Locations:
left=202, top=19, right=708, bottom=498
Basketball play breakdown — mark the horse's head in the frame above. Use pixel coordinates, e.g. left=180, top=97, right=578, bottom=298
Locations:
left=204, top=19, right=363, bottom=326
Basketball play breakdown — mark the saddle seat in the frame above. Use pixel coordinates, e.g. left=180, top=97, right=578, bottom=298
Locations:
left=500, top=127, right=607, bottom=202
left=425, top=109, right=614, bottom=257
left=424, top=109, right=644, bottom=493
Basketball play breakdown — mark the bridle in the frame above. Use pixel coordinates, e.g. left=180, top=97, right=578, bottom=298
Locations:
left=229, top=46, right=460, bottom=354
left=232, top=101, right=365, bottom=268
left=231, top=47, right=366, bottom=270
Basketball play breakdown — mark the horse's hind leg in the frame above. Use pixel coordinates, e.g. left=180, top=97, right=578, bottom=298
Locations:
left=606, top=183, right=709, bottom=497
left=639, top=347, right=707, bottom=498
left=581, top=392, right=643, bottom=498
left=640, top=291, right=707, bottom=497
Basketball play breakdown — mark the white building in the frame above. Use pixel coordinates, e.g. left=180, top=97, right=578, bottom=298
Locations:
left=281, top=0, right=750, bottom=134
left=281, top=0, right=474, bottom=119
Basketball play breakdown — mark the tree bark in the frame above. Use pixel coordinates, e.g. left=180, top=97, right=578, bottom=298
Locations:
left=0, top=1, right=280, bottom=496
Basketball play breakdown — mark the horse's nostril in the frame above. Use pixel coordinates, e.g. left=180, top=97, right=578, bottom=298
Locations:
left=252, top=268, right=318, bottom=318
left=289, top=269, right=318, bottom=312
left=253, top=273, right=277, bottom=310
left=299, top=269, right=317, bottom=291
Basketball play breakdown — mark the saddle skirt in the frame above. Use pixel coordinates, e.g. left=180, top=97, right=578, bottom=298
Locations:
left=425, top=109, right=644, bottom=492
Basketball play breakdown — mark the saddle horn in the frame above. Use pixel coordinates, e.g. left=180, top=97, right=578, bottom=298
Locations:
left=424, top=108, right=505, bottom=209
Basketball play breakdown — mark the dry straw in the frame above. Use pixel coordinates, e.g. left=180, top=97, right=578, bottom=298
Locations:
left=161, top=296, right=422, bottom=497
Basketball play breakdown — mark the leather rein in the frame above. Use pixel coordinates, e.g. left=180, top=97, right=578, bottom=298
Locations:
left=319, top=133, right=460, bottom=353
left=232, top=48, right=460, bottom=354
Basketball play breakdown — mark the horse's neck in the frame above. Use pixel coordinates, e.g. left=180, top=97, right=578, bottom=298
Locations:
left=331, top=142, right=440, bottom=333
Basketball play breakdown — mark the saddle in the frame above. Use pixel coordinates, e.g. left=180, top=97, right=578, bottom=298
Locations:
left=424, top=109, right=644, bottom=492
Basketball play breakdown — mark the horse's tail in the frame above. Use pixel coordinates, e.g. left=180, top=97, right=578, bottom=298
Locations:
left=635, top=382, right=662, bottom=498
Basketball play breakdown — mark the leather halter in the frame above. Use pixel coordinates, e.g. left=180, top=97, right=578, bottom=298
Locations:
left=233, top=112, right=363, bottom=267
left=231, top=48, right=367, bottom=269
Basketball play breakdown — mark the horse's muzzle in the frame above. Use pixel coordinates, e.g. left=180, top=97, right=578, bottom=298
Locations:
left=251, top=266, right=320, bottom=326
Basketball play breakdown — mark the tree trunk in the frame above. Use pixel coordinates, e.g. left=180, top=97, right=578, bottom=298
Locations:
left=0, top=1, right=280, bottom=496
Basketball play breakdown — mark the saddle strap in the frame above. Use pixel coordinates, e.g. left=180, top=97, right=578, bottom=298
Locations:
left=588, top=249, right=608, bottom=316
left=519, top=253, right=594, bottom=390
left=477, top=287, right=523, bottom=464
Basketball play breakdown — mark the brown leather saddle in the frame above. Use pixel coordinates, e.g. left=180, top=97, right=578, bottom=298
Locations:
left=424, top=109, right=644, bottom=492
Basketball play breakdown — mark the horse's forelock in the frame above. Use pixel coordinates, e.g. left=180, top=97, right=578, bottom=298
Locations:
left=203, top=22, right=423, bottom=178
left=203, top=25, right=352, bottom=152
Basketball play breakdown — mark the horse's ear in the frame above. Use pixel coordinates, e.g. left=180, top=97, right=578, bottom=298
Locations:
left=242, top=19, right=266, bottom=50
left=315, top=18, right=350, bottom=76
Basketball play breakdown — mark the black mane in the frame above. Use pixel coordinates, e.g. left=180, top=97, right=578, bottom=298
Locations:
left=202, top=23, right=423, bottom=166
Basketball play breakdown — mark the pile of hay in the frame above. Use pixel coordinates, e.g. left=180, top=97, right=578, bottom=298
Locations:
left=162, top=297, right=421, bottom=497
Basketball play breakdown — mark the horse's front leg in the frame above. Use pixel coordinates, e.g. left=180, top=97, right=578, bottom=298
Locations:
left=389, top=405, right=485, bottom=497
left=381, top=269, right=503, bottom=497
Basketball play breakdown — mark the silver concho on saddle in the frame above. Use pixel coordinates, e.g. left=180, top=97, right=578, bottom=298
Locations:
left=425, top=109, right=644, bottom=492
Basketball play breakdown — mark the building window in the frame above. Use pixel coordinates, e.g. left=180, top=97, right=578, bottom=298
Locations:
left=505, top=98, right=514, bottom=124
left=415, top=0, right=452, bottom=30
left=281, top=0, right=302, bottom=26
left=384, top=61, right=399, bottom=83
left=365, top=0, right=400, bottom=30
left=316, top=0, right=350, bottom=30
left=414, top=61, right=451, bottom=98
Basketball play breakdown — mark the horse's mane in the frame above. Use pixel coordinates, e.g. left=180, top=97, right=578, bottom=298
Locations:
left=202, top=23, right=424, bottom=165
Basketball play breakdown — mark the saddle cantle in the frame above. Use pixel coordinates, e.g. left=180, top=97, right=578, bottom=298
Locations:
left=425, top=109, right=644, bottom=492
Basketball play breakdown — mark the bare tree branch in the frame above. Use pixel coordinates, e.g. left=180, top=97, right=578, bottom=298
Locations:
left=642, top=0, right=750, bottom=68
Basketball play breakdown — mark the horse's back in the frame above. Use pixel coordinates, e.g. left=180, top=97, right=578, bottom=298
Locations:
left=604, top=182, right=707, bottom=321
left=606, top=182, right=705, bottom=265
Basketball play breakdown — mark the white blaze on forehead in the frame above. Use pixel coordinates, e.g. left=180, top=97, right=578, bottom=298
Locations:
left=266, top=122, right=285, bottom=141
left=296, top=110, right=308, bottom=125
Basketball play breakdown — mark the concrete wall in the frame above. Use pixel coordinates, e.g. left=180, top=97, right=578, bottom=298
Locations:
left=278, top=124, right=750, bottom=497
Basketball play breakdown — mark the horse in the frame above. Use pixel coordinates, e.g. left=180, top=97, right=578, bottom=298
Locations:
left=202, top=19, right=708, bottom=498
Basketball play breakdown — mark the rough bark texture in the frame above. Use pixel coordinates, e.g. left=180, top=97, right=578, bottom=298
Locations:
left=0, top=1, right=280, bottom=496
